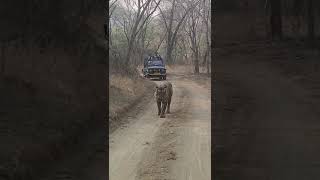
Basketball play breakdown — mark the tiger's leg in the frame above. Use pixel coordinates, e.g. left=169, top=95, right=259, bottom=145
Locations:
left=157, top=101, right=161, bottom=116
left=167, top=96, right=171, bottom=113
left=160, top=101, right=167, bottom=118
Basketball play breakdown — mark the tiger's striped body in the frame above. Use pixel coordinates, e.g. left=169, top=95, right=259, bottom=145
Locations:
left=155, top=81, right=173, bottom=118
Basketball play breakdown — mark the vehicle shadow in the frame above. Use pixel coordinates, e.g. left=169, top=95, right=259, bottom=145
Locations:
left=150, top=79, right=164, bottom=81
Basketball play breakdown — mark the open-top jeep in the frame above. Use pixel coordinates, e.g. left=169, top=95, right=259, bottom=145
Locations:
left=142, top=55, right=167, bottom=80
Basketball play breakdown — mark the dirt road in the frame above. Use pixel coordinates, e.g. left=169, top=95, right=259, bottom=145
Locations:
left=109, top=74, right=211, bottom=180
left=215, top=54, right=320, bottom=180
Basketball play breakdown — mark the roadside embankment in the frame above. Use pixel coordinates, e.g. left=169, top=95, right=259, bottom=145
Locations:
left=109, top=73, right=154, bottom=132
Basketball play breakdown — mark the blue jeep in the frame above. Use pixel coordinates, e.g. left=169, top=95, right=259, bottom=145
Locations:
left=142, top=55, right=166, bottom=80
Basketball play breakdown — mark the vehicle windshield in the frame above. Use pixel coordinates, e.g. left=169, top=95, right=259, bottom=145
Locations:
left=148, top=60, right=163, bottom=66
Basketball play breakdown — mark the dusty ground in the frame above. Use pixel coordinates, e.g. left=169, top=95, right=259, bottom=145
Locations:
left=37, top=71, right=211, bottom=180
left=214, top=41, right=320, bottom=180
left=109, top=73, right=211, bottom=180
left=36, top=74, right=150, bottom=180
left=109, top=74, right=154, bottom=132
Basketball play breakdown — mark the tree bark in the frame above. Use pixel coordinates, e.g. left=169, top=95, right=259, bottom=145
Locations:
left=207, top=53, right=210, bottom=74
left=188, top=6, right=200, bottom=74
left=203, top=0, right=210, bottom=74
left=165, top=0, right=176, bottom=65
left=123, top=0, right=161, bottom=66
left=125, top=21, right=139, bottom=66
left=155, top=32, right=166, bottom=53
left=194, top=53, right=199, bottom=74
left=270, top=0, right=282, bottom=40
left=166, top=41, right=174, bottom=64
left=161, top=0, right=194, bottom=65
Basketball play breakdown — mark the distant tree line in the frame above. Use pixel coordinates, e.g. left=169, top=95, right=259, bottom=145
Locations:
left=108, top=0, right=211, bottom=74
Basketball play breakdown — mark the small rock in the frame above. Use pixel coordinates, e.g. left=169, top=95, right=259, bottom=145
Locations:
left=167, top=151, right=177, bottom=160
left=144, top=141, right=150, bottom=145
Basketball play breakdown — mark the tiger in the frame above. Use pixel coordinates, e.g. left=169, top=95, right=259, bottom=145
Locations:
left=155, top=81, right=173, bottom=118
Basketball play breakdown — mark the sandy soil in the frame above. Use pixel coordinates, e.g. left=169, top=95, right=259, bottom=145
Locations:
left=37, top=72, right=210, bottom=180
left=109, top=73, right=211, bottom=180
left=109, top=74, right=154, bottom=132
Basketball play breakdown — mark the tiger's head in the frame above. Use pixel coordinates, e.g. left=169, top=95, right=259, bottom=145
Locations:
left=155, top=84, right=168, bottom=97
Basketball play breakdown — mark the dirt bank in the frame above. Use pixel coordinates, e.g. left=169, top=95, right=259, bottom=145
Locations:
left=109, top=74, right=154, bottom=132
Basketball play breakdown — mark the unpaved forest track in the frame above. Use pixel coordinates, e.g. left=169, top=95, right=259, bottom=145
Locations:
left=109, top=74, right=211, bottom=180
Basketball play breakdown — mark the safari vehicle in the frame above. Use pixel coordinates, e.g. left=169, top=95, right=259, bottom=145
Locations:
left=142, top=55, right=167, bottom=80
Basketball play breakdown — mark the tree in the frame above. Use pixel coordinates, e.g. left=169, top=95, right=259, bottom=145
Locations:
left=186, top=1, right=202, bottom=74
left=185, top=0, right=210, bottom=74
left=201, top=0, right=211, bottom=74
left=122, top=0, right=162, bottom=67
left=158, top=0, right=199, bottom=64
left=107, top=0, right=119, bottom=42
left=109, top=0, right=210, bottom=74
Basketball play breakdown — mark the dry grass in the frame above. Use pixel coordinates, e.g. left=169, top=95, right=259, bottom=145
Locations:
left=109, top=73, right=155, bottom=132
left=109, top=73, right=152, bottom=122
left=166, top=64, right=210, bottom=75
left=110, top=75, right=137, bottom=96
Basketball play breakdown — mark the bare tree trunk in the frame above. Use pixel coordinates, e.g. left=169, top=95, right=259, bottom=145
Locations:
left=187, top=3, right=200, bottom=74
left=125, top=24, right=138, bottom=66
left=205, top=41, right=210, bottom=75
left=190, top=27, right=200, bottom=74
left=194, top=52, right=199, bottom=74
left=138, top=25, right=147, bottom=65
left=155, top=32, right=166, bottom=53
left=203, top=48, right=210, bottom=74
left=108, top=20, right=112, bottom=45
left=108, top=0, right=119, bottom=43
left=203, top=50, right=207, bottom=66
left=166, top=41, right=174, bottom=64
left=203, top=0, right=210, bottom=74
left=207, top=54, right=210, bottom=74
left=270, top=0, right=282, bottom=40
left=160, top=0, right=195, bottom=65
left=123, top=0, right=161, bottom=66
left=165, top=0, right=176, bottom=65
left=104, top=23, right=108, bottom=41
